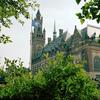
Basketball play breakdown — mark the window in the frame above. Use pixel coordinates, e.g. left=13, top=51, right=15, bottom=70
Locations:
left=94, top=56, right=100, bottom=72
left=96, top=75, right=100, bottom=81
left=38, top=27, right=41, bottom=31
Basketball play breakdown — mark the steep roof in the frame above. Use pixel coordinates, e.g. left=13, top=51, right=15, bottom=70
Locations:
left=44, top=31, right=67, bottom=52
left=64, top=26, right=82, bottom=48
left=73, top=25, right=82, bottom=39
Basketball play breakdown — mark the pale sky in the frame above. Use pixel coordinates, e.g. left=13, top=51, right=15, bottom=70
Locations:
left=0, top=0, right=99, bottom=67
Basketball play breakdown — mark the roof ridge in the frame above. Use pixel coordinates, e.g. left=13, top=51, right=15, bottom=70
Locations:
left=87, top=24, right=100, bottom=29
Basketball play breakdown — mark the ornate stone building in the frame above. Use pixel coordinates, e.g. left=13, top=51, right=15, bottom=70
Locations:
left=30, top=10, right=100, bottom=79
left=30, top=10, right=45, bottom=68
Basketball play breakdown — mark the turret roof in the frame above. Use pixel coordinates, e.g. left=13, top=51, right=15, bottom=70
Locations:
left=36, top=9, right=41, bottom=16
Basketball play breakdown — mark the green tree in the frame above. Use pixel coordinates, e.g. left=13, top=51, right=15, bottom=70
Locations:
left=0, top=69, right=7, bottom=84
left=0, top=0, right=39, bottom=28
left=0, top=34, right=12, bottom=44
left=0, top=58, right=33, bottom=99
left=0, top=53, right=99, bottom=100
left=0, top=0, right=39, bottom=43
left=76, top=0, right=100, bottom=24
left=35, top=52, right=98, bottom=100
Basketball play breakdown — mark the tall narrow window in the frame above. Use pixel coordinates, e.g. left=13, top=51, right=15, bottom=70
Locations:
left=94, top=56, right=100, bottom=72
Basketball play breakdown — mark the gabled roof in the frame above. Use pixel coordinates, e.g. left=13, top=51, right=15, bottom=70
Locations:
left=64, top=26, right=82, bottom=48
left=73, top=25, right=82, bottom=39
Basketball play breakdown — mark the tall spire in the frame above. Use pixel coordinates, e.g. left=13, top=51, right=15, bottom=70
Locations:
left=53, top=20, right=57, bottom=40
left=54, top=20, right=56, bottom=32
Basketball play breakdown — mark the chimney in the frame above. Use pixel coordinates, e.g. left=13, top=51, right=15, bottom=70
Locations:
left=59, top=29, right=63, bottom=36
left=48, top=37, right=51, bottom=44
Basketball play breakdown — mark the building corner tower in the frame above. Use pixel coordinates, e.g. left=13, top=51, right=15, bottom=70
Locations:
left=30, top=10, right=45, bottom=70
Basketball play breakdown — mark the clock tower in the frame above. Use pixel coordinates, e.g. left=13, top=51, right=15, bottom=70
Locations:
left=30, top=10, right=46, bottom=68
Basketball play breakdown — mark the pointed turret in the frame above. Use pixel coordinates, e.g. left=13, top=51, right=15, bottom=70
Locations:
left=73, top=25, right=81, bottom=37
left=53, top=20, right=57, bottom=40
left=36, top=9, right=41, bottom=20
left=71, top=25, right=82, bottom=45
left=74, top=25, right=79, bottom=35
left=43, top=28, right=46, bottom=39
left=43, top=28, right=46, bottom=33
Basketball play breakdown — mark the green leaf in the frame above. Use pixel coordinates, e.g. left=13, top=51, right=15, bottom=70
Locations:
left=80, top=18, right=85, bottom=24
left=76, top=13, right=82, bottom=19
left=76, top=0, right=81, bottom=4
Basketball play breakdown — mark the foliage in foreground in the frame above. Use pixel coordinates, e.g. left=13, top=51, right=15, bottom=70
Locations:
left=0, top=0, right=39, bottom=28
left=0, top=53, right=99, bottom=100
left=0, top=0, right=39, bottom=44
left=0, top=58, right=33, bottom=99
left=75, top=0, right=100, bottom=24
left=0, top=34, right=12, bottom=44
left=39, top=53, right=98, bottom=100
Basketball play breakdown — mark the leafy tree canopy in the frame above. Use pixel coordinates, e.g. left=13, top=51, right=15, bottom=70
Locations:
left=0, top=58, right=33, bottom=99
left=35, top=52, right=99, bottom=100
left=0, top=0, right=39, bottom=44
left=76, top=0, right=100, bottom=24
left=0, top=34, right=12, bottom=44
left=0, top=53, right=99, bottom=100
left=0, top=0, right=39, bottom=28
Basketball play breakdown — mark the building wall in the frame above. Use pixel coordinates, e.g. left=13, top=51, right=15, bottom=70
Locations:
left=87, top=25, right=100, bottom=37
left=87, top=45, right=100, bottom=78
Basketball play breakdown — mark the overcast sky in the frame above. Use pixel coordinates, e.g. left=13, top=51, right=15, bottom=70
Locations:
left=0, top=0, right=99, bottom=67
